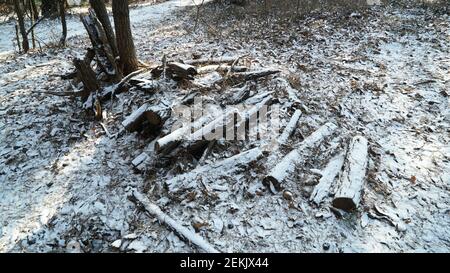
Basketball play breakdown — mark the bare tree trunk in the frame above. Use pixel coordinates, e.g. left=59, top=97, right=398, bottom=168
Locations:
left=112, top=0, right=139, bottom=75
left=89, top=0, right=119, bottom=59
left=13, top=0, right=29, bottom=53
left=30, top=0, right=39, bottom=20
left=59, top=0, right=67, bottom=46
left=28, top=0, right=36, bottom=48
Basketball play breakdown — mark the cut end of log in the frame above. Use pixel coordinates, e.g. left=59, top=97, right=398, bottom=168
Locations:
left=145, top=111, right=162, bottom=126
left=332, top=197, right=357, bottom=211
left=262, top=176, right=282, bottom=191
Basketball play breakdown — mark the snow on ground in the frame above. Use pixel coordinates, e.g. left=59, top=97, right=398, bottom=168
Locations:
left=0, top=1, right=449, bottom=253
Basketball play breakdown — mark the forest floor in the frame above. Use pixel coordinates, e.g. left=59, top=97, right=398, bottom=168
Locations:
left=0, top=0, right=449, bottom=253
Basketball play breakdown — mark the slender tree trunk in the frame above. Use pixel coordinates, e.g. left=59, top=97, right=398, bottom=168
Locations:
left=13, top=0, right=29, bottom=53
left=30, top=0, right=39, bottom=20
left=28, top=0, right=36, bottom=48
left=112, top=0, right=139, bottom=75
left=59, top=0, right=67, bottom=46
left=89, top=0, right=119, bottom=58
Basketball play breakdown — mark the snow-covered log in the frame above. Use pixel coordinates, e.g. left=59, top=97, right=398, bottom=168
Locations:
left=310, top=153, right=345, bottom=205
left=166, top=147, right=263, bottom=194
left=132, top=190, right=219, bottom=253
left=122, top=102, right=171, bottom=132
left=332, top=136, right=368, bottom=211
left=155, top=114, right=218, bottom=154
left=263, top=123, right=338, bottom=190
left=277, top=109, right=302, bottom=145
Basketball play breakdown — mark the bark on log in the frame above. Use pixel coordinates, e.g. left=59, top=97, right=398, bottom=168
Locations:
left=264, top=122, right=338, bottom=190
left=122, top=102, right=171, bottom=132
left=332, top=136, right=368, bottom=211
left=310, top=153, right=345, bottom=205
left=132, top=190, right=220, bottom=253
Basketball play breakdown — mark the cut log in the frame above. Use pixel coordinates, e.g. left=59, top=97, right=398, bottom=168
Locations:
left=122, top=102, right=171, bottom=132
left=131, top=190, right=219, bottom=253
left=166, top=147, right=263, bottom=194
left=166, top=62, right=197, bottom=80
left=310, top=153, right=345, bottom=205
left=184, top=56, right=238, bottom=66
left=332, top=136, right=368, bottom=211
left=131, top=152, right=151, bottom=171
left=263, top=122, right=338, bottom=190
left=277, top=109, right=302, bottom=145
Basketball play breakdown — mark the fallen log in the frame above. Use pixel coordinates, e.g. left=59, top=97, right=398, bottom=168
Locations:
left=310, top=153, right=345, bottom=205
left=277, top=109, right=302, bottom=145
left=166, top=147, right=263, bottom=194
left=332, top=136, right=368, bottom=211
left=263, top=122, right=338, bottom=190
left=155, top=114, right=217, bottom=154
left=230, top=69, right=280, bottom=82
left=184, top=56, right=238, bottom=66
left=132, top=190, right=219, bottom=253
left=122, top=102, right=171, bottom=132
left=197, top=65, right=247, bottom=74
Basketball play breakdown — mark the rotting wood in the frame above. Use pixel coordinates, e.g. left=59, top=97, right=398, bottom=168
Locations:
left=81, top=9, right=121, bottom=82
